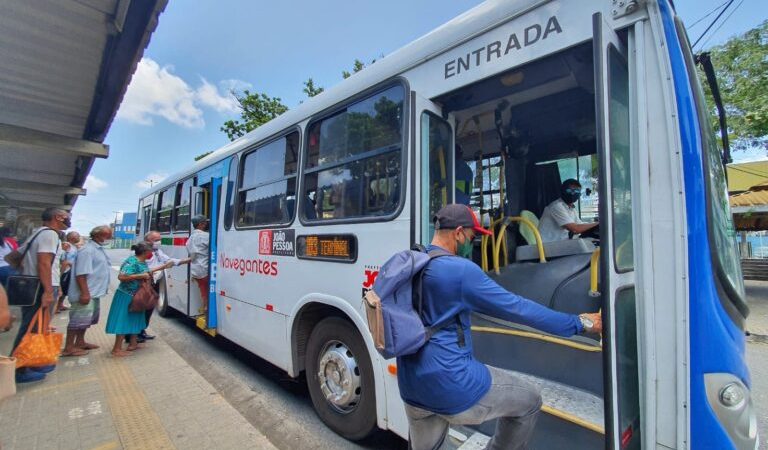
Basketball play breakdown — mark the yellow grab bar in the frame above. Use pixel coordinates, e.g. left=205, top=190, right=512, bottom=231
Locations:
left=471, top=326, right=602, bottom=352
left=589, top=248, right=600, bottom=297
left=494, top=216, right=546, bottom=273
left=480, top=218, right=508, bottom=272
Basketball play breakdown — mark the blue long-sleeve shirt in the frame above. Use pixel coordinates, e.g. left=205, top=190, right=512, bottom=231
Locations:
left=397, top=245, right=583, bottom=415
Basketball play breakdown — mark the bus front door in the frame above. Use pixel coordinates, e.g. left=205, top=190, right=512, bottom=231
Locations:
left=416, top=93, right=454, bottom=246
left=593, top=13, right=642, bottom=450
left=188, top=184, right=207, bottom=318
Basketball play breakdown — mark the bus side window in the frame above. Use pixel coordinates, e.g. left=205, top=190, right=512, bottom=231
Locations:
left=237, top=132, right=298, bottom=227
left=174, top=178, right=193, bottom=231
left=156, top=187, right=174, bottom=233
left=302, top=85, right=404, bottom=222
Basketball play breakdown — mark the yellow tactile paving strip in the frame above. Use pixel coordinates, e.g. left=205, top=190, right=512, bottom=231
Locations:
left=90, top=325, right=176, bottom=450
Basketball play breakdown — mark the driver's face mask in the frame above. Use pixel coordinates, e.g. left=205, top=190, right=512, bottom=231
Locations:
left=562, top=187, right=582, bottom=204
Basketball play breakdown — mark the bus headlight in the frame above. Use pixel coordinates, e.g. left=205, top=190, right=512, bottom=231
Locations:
left=705, top=373, right=758, bottom=449
left=719, top=382, right=746, bottom=408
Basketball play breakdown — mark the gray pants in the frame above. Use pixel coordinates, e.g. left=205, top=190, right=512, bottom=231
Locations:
left=405, top=365, right=542, bottom=450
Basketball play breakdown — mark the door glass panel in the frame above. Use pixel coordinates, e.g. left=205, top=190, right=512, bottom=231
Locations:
left=224, top=156, right=237, bottom=230
left=616, top=287, right=641, bottom=450
left=608, top=46, right=634, bottom=271
left=420, top=112, right=452, bottom=244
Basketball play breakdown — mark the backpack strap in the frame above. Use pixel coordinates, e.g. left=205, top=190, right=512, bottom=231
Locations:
left=416, top=247, right=466, bottom=348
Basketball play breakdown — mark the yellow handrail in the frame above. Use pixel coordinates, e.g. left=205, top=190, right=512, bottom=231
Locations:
left=480, top=218, right=508, bottom=272
left=494, top=216, right=546, bottom=273
left=471, top=326, right=602, bottom=352
left=589, top=248, right=600, bottom=297
left=481, top=234, right=490, bottom=272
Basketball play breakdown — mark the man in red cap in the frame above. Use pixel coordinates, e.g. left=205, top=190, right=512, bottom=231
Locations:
left=398, top=204, right=602, bottom=450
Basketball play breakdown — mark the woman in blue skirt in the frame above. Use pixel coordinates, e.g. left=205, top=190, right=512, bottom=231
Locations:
left=106, top=242, right=161, bottom=357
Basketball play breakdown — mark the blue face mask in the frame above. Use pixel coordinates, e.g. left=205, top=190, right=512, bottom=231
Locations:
left=562, top=188, right=582, bottom=204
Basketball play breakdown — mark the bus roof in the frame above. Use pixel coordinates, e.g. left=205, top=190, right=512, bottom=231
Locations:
left=141, top=0, right=549, bottom=197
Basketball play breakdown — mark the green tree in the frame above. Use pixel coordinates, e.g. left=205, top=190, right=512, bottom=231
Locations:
left=194, top=151, right=213, bottom=161
left=342, top=59, right=366, bottom=79
left=220, top=90, right=289, bottom=141
left=699, top=20, right=768, bottom=151
left=220, top=58, right=377, bottom=144
left=303, top=78, right=324, bottom=97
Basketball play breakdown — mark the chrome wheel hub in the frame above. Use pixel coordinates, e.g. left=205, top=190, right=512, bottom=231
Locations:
left=317, top=340, right=361, bottom=413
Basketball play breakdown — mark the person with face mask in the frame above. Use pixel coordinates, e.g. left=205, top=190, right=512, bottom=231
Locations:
left=10, top=207, right=70, bottom=383
left=135, top=231, right=190, bottom=341
left=61, top=225, right=112, bottom=357
left=106, top=241, right=166, bottom=356
left=537, top=179, right=599, bottom=243
left=186, top=215, right=211, bottom=314
left=398, top=204, right=602, bottom=450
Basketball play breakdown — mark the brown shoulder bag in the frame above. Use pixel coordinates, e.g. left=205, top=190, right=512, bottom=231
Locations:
left=129, top=280, right=159, bottom=312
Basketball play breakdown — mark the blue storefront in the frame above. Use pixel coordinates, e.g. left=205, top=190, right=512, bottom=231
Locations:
left=113, top=212, right=137, bottom=249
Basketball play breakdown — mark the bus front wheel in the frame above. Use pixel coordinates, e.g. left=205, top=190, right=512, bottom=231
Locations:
left=156, top=278, right=170, bottom=317
left=305, top=317, right=377, bottom=441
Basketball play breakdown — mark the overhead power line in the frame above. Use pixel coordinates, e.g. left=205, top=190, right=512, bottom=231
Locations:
left=688, top=0, right=731, bottom=28
left=697, top=0, right=746, bottom=50
left=692, top=0, right=735, bottom=49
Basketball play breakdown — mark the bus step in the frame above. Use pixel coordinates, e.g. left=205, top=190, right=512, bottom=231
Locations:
left=195, top=315, right=217, bottom=337
left=446, top=370, right=604, bottom=449
left=471, top=313, right=603, bottom=396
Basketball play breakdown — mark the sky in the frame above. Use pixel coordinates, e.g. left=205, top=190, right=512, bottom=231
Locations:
left=72, top=0, right=768, bottom=232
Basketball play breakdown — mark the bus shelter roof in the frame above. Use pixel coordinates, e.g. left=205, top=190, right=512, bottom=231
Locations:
left=0, top=0, right=167, bottom=227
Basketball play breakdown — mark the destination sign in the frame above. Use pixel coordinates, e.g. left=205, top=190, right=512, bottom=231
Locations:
left=297, top=234, right=357, bottom=263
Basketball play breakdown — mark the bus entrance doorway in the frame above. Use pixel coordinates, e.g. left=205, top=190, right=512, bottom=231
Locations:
left=423, top=38, right=612, bottom=448
left=189, top=178, right=222, bottom=335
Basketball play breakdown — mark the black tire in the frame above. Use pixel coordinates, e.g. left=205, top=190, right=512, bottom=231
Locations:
left=305, top=317, right=377, bottom=441
left=156, top=277, right=171, bottom=317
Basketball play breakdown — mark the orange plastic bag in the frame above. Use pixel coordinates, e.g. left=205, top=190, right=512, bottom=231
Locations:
left=12, top=309, right=62, bottom=369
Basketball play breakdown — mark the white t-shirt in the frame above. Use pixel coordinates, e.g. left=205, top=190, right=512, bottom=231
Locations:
left=52, top=245, right=63, bottom=286
left=20, top=227, right=60, bottom=277
left=186, top=229, right=210, bottom=279
left=538, top=198, right=582, bottom=243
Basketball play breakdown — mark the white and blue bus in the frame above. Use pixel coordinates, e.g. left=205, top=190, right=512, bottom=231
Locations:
left=136, top=1, right=758, bottom=448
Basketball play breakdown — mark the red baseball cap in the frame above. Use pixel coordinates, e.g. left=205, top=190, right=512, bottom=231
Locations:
left=433, top=204, right=492, bottom=236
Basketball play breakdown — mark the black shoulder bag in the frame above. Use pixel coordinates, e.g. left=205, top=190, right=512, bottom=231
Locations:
left=5, top=228, right=59, bottom=307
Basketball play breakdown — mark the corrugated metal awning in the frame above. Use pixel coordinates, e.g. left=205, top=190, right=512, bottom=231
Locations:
left=0, top=0, right=167, bottom=225
left=731, top=182, right=768, bottom=231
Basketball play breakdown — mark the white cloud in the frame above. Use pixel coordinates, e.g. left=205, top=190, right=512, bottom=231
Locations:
left=84, top=175, right=108, bottom=193
left=196, top=78, right=239, bottom=114
left=116, top=58, right=246, bottom=129
left=135, top=172, right=169, bottom=190
left=219, top=79, right=253, bottom=93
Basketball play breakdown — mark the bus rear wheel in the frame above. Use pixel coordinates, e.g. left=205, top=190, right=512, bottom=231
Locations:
left=305, top=317, right=377, bottom=441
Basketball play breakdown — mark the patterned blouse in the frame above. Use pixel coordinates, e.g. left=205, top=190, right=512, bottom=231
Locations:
left=118, top=255, right=149, bottom=295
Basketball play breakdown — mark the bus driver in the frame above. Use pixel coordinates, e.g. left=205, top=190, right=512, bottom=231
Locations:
left=537, top=179, right=598, bottom=242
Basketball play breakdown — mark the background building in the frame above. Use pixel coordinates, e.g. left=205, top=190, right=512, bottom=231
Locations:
left=113, top=212, right=137, bottom=249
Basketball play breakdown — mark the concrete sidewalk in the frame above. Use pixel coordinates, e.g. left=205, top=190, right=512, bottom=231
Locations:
left=0, top=291, right=277, bottom=450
